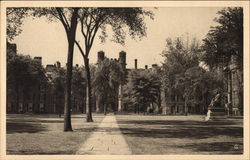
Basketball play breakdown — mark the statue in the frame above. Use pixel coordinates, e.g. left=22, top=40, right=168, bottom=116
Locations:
left=209, top=91, right=221, bottom=108
left=205, top=91, right=225, bottom=121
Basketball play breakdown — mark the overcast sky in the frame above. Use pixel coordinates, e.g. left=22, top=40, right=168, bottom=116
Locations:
left=13, top=7, right=222, bottom=69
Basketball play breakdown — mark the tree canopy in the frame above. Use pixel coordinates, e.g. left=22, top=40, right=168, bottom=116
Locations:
left=74, top=7, right=154, bottom=121
left=202, top=7, right=243, bottom=69
left=123, top=69, right=161, bottom=113
left=6, top=7, right=155, bottom=125
left=7, top=46, right=45, bottom=90
left=92, top=58, right=123, bottom=113
left=161, top=37, right=225, bottom=114
left=6, top=8, right=30, bottom=41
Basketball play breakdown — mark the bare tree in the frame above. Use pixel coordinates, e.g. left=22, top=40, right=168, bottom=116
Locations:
left=74, top=8, right=154, bottom=122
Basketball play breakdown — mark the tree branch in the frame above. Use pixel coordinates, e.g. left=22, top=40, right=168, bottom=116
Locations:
left=80, top=15, right=87, bottom=39
left=56, top=8, right=70, bottom=37
left=61, top=10, right=70, bottom=29
left=88, top=25, right=99, bottom=56
left=86, top=16, right=93, bottom=47
left=48, top=9, right=62, bottom=21
left=74, top=40, right=86, bottom=58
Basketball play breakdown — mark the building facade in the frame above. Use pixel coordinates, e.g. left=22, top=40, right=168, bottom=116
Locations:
left=224, top=55, right=243, bottom=116
left=7, top=43, right=242, bottom=116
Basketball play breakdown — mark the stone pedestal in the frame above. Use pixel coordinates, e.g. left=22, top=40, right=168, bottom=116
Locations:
left=205, top=107, right=226, bottom=121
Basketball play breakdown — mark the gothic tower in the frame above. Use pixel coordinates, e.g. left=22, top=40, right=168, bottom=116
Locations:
left=119, top=51, right=126, bottom=72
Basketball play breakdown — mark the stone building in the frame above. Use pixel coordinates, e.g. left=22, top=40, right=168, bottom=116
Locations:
left=161, top=54, right=243, bottom=116
left=6, top=42, right=83, bottom=114
left=95, top=51, right=128, bottom=113
left=7, top=42, right=48, bottom=113
left=95, top=50, right=161, bottom=113
left=8, top=43, right=235, bottom=115
left=7, top=43, right=165, bottom=115
left=224, top=55, right=243, bottom=116
left=96, top=50, right=191, bottom=115
left=7, top=54, right=53, bottom=113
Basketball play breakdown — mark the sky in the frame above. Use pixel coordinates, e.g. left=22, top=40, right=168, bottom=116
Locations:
left=13, top=7, right=222, bottom=69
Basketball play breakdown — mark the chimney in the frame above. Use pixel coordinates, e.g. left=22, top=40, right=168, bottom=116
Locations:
left=145, top=65, right=148, bottom=69
left=34, top=57, right=42, bottom=65
left=152, top=64, right=158, bottom=68
left=56, top=61, right=61, bottom=68
left=152, top=64, right=158, bottom=71
left=134, top=59, right=138, bottom=69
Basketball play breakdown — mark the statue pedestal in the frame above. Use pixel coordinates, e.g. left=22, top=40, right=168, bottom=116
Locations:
left=205, top=107, right=226, bottom=121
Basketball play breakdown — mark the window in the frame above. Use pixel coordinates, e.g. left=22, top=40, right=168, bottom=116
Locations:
left=7, top=102, right=12, bottom=112
left=40, top=83, right=45, bottom=92
left=18, top=103, right=23, bottom=112
left=40, top=93, right=45, bottom=101
left=28, top=103, right=33, bottom=112
left=39, top=103, right=44, bottom=112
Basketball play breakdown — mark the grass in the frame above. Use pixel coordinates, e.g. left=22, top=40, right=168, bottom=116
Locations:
left=116, top=115, right=243, bottom=155
left=7, top=114, right=244, bottom=155
left=6, top=113, right=104, bottom=155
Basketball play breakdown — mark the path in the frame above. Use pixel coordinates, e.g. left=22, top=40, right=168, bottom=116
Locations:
left=76, top=114, right=132, bottom=155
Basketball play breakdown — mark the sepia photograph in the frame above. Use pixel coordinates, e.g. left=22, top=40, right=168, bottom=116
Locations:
left=0, top=1, right=249, bottom=160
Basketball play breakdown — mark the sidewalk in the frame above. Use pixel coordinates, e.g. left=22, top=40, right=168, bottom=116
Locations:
left=76, top=115, right=132, bottom=155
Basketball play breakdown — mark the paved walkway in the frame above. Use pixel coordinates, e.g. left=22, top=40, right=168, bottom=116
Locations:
left=76, top=115, right=132, bottom=155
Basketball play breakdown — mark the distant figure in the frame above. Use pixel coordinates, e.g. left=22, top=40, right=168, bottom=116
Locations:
left=205, top=109, right=211, bottom=121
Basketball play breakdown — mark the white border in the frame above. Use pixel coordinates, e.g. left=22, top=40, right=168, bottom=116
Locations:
left=0, top=1, right=249, bottom=160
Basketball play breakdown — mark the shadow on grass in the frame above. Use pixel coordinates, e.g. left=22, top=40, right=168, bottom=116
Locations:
left=7, top=117, right=64, bottom=133
left=74, top=127, right=99, bottom=132
left=119, top=126, right=242, bottom=139
left=117, top=120, right=243, bottom=139
left=7, top=122, right=48, bottom=133
left=118, top=119, right=241, bottom=126
left=117, top=119, right=243, bottom=154
left=7, top=115, right=104, bottom=134
left=7, top=118, right=64, bottom=123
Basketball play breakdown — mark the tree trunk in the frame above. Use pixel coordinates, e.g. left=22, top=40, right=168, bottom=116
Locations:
left=138, top=104, right=140, bottom=114
left=64, top=44, right=73, bottom=131
left=63, top=8, right=79, bottom=131
left=161, top=88, right=167, bottom=115
left=84, top=57, right=93, bottom=122
left=96, top=96, right=100, bottom=113
left=104, top=103, right=107, bottom=115
left=103, top=93, right=108, bottom=115
left=15, top=83, right=19, bottom=113
left=184, top=97, right=188, bottom=116
left=143, top=103, right=146, bottom=115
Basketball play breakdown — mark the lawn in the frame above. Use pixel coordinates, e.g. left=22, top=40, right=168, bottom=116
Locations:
left=6, top=114, right=104, bottom=155
left=116, top=115, right=243, bottom=155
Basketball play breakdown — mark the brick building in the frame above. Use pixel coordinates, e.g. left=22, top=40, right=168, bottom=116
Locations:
left=8, top=43, right=240, bottom=115
left=95, top=50, right=162, bottom=113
